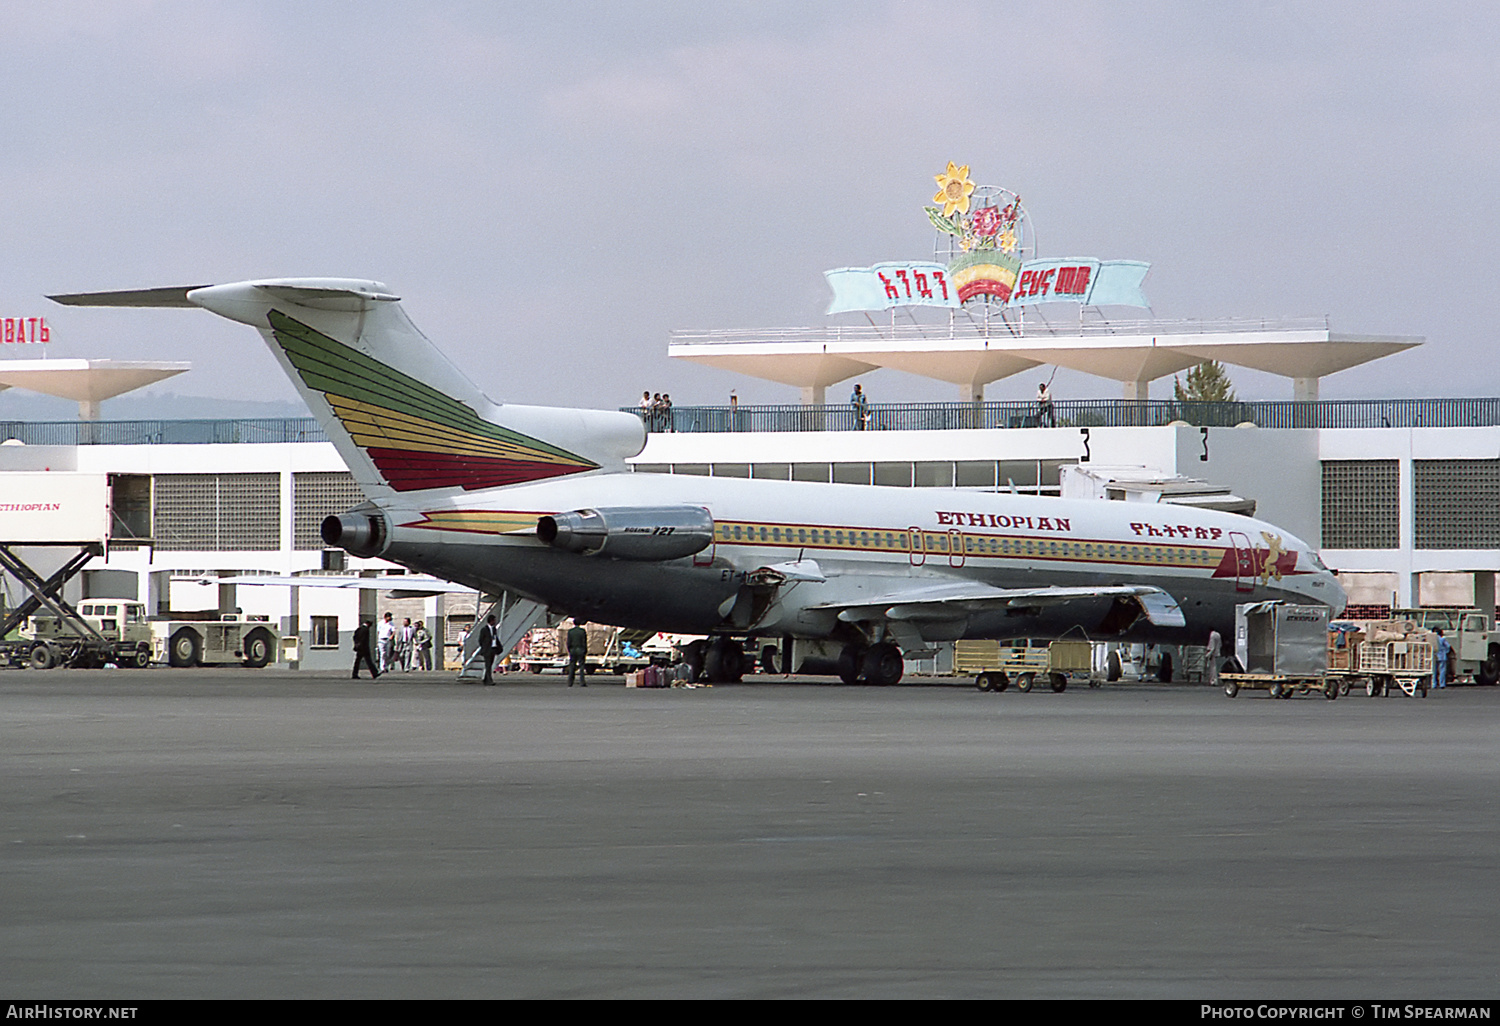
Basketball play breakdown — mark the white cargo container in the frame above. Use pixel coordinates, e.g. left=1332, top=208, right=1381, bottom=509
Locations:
left=0, top=473, right=109, bottom=544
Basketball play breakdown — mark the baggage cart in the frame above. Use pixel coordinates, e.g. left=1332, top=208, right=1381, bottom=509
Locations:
left=1221, top=602, right=1340, bottom=700
left=962, top=638, right=1093, bottom=693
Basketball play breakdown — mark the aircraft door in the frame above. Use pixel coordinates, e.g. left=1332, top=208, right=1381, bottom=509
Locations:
left=908, top=527, right=926, bottom=566
left=1229, top=531, right=1255, bottom=592
left=948, top=528, right=965, bottom=568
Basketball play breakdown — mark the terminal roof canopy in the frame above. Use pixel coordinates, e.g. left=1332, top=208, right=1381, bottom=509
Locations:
left=668, top=320, right=1423, bottom=401
left=0, top=360, right=191, bottom=419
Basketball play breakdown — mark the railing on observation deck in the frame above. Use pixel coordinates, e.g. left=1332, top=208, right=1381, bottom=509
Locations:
left=0, top=417, right=327, bottom=446
left=624, top=398, right=1500, bottom=434
left=1, top=400, right=1495, bottom=445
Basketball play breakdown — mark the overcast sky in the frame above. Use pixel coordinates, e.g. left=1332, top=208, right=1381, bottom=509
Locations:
left=1, top=1, right=1495, bottom=415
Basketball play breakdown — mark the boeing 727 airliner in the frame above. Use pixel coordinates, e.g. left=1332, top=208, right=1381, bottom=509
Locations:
left=51, top=279, right=1345, bottom=684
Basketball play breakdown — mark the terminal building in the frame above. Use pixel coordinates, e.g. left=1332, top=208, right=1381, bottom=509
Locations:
left=2, top=165, right=1494, bottom=670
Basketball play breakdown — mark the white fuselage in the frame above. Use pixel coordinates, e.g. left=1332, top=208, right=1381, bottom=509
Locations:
left=374, top=470, right=1343, bottom=643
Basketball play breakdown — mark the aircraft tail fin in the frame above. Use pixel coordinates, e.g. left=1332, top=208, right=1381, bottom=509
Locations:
left=50, top=279, right=646, bottom=499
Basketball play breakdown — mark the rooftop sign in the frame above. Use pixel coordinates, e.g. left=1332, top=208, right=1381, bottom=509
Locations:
left=2, top=317, right=50, bottom=343
left=825, top=162, right=1150, bottom=314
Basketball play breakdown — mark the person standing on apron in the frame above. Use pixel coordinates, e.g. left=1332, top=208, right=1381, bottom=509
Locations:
left=567, top=620, right=589, bottom=687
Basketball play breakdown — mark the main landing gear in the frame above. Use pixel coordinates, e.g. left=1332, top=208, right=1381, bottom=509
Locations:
left=837, top=642, right=904, bottom=686
left=684, top=637, right=747, bottom=684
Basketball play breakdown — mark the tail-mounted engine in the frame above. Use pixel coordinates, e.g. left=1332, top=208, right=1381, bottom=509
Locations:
left=321, top=512, right=389, bottom=558
left=537, top=505, right=714, bottom=561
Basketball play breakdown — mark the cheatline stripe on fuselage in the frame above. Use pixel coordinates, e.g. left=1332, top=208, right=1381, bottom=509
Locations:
left=710, top=520, right=1224, bottom=571
left=398, top=509, right=1298, bottom=579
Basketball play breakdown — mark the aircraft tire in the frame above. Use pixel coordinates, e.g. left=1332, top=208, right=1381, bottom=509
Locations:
left=1157, top=652, right=1173, bottom=683
left=1106, top=651, right=1122, bottom=681
left=837, top=645, right=863, bottom=685
left=704, top=639, right=744, bottom=684
left=682, top=640, right=706, bottom=683
left=861, top=643, right=903, bottom=686
left=760, top=645, right=778, bottom=675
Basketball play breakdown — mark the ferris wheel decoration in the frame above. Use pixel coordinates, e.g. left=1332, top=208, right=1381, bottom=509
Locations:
left=925, top=163, right=1034, bottom=304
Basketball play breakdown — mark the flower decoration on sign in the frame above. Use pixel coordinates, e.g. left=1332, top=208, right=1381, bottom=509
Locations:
left=925, top=163, right=1024, bottom=254
left=931, top=162, right=975, bottom=218
left=970, top=205, right=1003, bottom=238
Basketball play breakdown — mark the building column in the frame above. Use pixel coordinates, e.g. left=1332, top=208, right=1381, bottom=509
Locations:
left=800, top=384, right=826, bottom=406
left=1398, top=456, right=1414, bottom=608
left=282, top=585, right=300, bottom=671
left=1292, top=376, right=1320, bottom=402
left=217, top=575, right=238, bottom=616
left=1475, top=571, right=1496, bottom=618
left=961, top=382, right=984, bottom=403
left=1400, top=572, right=1420, bottom=609
left=1123, top=379, right=1149, bottom=401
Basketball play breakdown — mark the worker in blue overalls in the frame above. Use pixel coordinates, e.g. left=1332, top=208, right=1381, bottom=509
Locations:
left=1433, top=629, right=1452, bottom=689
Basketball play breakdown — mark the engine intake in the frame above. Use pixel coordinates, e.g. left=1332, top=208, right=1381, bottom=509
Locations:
left=537, top=505, right=714, bottom=561
left=321, top=512, right=388, bottom=558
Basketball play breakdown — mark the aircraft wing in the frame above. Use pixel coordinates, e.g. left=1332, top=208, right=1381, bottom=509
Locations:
left=212, top=574, right=477, bottom=595
left=806, top=581, right=1186, bottom=628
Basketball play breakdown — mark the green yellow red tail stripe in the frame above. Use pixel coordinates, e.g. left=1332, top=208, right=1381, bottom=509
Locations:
left=268, top=310, right=597, bottom=491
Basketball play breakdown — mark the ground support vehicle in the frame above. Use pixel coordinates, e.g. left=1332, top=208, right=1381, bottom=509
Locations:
left=0, top=544, right=157, bottom=670
left=515, top=623, right=660, bottom=675
left=960, top=638, right=1093, bottom=693
left=150, top=613, right=279, bottom=668
left=3, top=600, right=155, bottom=669
left=1385, top=608, right=1500, bottom=685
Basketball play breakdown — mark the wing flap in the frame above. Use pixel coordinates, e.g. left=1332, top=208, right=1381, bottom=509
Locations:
left=814, top=582, right=1185, bottom=625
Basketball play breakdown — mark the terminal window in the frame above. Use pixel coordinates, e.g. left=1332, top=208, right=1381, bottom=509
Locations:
left=153, top=473, right=281, bottom=551
left=1415, top=459, right=1500, bottom=549
left=311, top=616, right=339, bottom=649
left=1321, top=461, right=1398, bottom=549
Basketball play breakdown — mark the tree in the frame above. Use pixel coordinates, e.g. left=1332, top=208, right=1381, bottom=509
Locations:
left=1173, top=361, right=1237, bottom=403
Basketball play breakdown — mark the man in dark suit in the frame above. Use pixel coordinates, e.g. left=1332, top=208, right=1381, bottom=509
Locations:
left=479, top=614, right=498, bottom=685
left=352, top=619, right=380, bottom=680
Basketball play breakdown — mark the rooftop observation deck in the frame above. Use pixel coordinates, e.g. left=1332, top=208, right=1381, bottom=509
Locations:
left=624, top=398, right=1500, bottom=433
left=2, top=397, right=1499, bottom=448
left=667, top=316, right=1423, bottom=403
